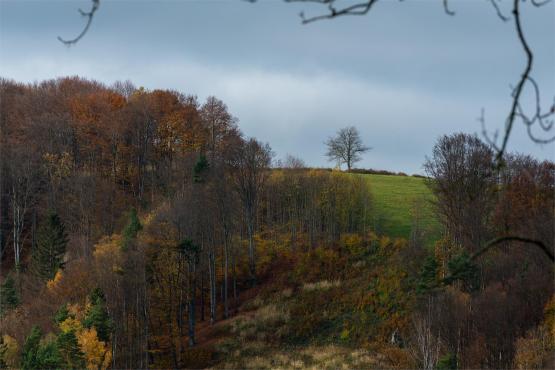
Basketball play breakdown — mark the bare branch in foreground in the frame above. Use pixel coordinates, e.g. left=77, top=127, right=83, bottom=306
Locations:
left=443, top=0, right=455, bottom=16
left=488, top=0, right=509, bottom=22
left=471, top=236, right=554, bottom=263
left=481, top=0, right=555, bottom=166
left=58, top=0, right=100, bottom=46
left=285, top=0, right=378, bottom=24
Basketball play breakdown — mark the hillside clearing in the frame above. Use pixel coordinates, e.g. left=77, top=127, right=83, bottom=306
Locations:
left=362, top=174, right=441, bottom=246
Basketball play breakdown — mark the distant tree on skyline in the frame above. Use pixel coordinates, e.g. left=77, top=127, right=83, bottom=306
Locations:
left=53, top=0, right=555, bottom=166
left=325, top=126, right=370, bottom=171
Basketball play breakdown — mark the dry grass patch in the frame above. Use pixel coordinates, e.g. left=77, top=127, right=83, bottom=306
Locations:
left=302, top=280, right=341, bottom=292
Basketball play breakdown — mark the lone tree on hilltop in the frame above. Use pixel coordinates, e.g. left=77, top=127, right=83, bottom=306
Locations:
left=325, top=126, right=371, bottom=171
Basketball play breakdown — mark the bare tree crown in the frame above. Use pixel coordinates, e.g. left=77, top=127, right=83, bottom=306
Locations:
left=325, top=126, right=371, bottom=170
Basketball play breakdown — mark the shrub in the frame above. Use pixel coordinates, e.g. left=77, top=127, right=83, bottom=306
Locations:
left=0, top=335, right=19, bottom=368
left=436, top=352, right=458, bottom=370
left=181, top=347, right=216, bottom=368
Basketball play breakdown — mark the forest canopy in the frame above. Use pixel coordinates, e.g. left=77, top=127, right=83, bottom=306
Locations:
left=0, top=76, right=553, bottom=369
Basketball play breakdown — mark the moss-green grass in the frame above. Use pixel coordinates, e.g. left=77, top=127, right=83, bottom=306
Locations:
left=361, top=174, right=441, bottom=246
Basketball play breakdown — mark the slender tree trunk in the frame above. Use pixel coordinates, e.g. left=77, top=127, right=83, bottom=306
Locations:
left=208, top=248, right=216, bottom=324
left=188, top=264, right=196, bottom=347
left=177, top=260, right=184, bottom=365
left=200, top=270, right=205, bottom=322
left=247, top=218, right=256, bottom=285
left=232, top=242, right=238, bottom=313
left=223, top=232, right=229, bottom=318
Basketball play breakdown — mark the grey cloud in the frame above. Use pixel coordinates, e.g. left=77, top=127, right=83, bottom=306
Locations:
left=1, top=0, right=553, bottom=173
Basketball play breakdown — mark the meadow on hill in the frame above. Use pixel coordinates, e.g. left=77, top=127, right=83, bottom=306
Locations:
left=361, top=174, right=440, bottom=246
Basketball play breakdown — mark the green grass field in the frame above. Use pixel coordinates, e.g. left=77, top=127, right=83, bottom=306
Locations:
left=361, top=174, right=441, bottom=246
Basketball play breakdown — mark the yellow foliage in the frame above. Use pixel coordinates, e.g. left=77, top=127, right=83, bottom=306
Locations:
left=93, top=235, right=122, bottom=259
left=514, top=326, right=552, bottom=369
left=93, top=235, right=124, bottom=274
left=1, top=335, right=19, bottom=369
left=513, top=295, right=555, bottom=369
left=54, top=302, right=112, bottom=370
left=77, top=328, right=112, bottom=370
left=67, top=303, right=86, bottom=321
left=43, top=151, right=73, bottom=181
left=341, top=233, right=364, bottom=255
left=46, top=270, right=64, bottom=290
left=543, top=295, right=555, bottom=340
left=59, top=317, right=83, bottom=333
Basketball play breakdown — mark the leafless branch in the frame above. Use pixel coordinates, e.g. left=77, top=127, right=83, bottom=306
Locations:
left=285, top=0, right=378, bottom=24
left=471, top=236, right=554, bottom=263
left=58, top=0, right=100, bottom=46
left=513, top=77, right=555, bottom=143
left=488, top=0, right=509, bottom=22
left=479, top=108, right=500, bottom=148
left=443, top=0, right=455, bottom=16
left=495, top=0, right=534, bottom=163
left=480, top=0, right=555, bottom=166
left=530, top=0, right=552, bottom=7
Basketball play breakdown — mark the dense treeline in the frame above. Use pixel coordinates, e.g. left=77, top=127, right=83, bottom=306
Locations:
left=0, top=77, right=553, bottom=369
left=418, top=133, right=554, bottom=369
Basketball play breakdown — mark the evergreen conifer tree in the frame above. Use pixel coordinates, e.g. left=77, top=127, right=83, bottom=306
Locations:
left=35, top=342, right=62, bottom=370
left=416, top=255, right=440, bottom=294
left=443, top=251, right=480, bottom=292
left=193, top=154, right=209, bottom=183
left=0, top=276, right=19, bottom=315
left=21, top=326, right=43, bottom=370
left=56, top=330, right=86, bottom=369
left=121, top=208, right=142, bottom=251
left=32, top=211, right=68, bottom=281
left=83, top=288, right=112, bottom=342
left=54, top=304, right=70, bottom=325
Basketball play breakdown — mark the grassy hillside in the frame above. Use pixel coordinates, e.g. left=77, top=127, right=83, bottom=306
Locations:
left=196, top=174, right=443, bottom=368
left=362, top=174, right=441, bottom=246
left=203, top=234, right=419, bottom=369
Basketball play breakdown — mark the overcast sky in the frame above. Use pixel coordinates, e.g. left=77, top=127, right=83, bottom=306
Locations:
left=1, top=0, right=554, bottom=173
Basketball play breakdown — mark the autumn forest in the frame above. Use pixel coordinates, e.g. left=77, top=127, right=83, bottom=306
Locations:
left=0, top=75, right=553, bottom=369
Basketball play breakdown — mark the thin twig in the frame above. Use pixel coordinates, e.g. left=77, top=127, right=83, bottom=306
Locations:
left=443, top=0, right=455, bottom=16
left=58, top=0, right=100, bottom=46
left=285, top=0, right=378, bottom=24
left=488, top=0, right=509, bottom=22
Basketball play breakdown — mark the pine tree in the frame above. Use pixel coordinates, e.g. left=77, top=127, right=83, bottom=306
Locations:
left=83, top=288, right=112, bottom=342
left=35, top=342, right=62, bottom=370
left=121, top=208, right=142, bottom=251
left=32, top=211, right=68, bottom=281
left=416, top=255, right=440, bottom=294
left=21, top=326, right=42, bottom=370
left=56, top=330, right=86, bottom=369
left=0, top=276, right=19, bottom=315
left=193, top=154, right=209, bottom=183
left=54, top=304, right=70, bottom=325
left=443, top=251, right=479, bottom=292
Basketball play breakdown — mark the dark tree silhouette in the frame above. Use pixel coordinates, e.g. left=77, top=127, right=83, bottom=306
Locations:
left=325, top=126, right=370, bottom=171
